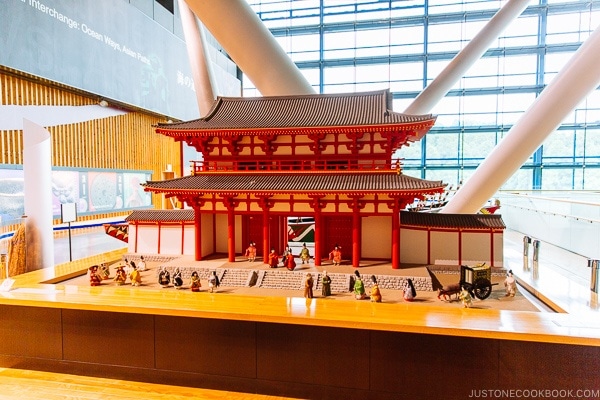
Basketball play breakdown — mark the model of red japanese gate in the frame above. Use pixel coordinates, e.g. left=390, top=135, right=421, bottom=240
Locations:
left=143, top=90, right=446, bottom=268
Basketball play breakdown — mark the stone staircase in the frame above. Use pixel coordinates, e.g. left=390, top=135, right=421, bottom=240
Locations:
left=154, top=263, right=433, bottom=292
left=220, top=268, right=255, bottom=287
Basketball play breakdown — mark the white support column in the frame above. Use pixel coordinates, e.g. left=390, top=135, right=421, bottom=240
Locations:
left=184, top=0, right=314, bottom=96
left=23, top=119, right=54, bottom=271
left=443, top=24, right=600, bottom=214
left=404, top=0, right=530, bottom=115
left=178, top=0, right=218, bottom=116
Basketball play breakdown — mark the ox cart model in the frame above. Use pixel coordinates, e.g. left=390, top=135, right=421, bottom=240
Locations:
left=460, top=263, right=495, bottom=300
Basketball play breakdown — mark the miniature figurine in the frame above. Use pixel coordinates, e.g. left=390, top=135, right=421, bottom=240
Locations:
left=208, top=270, right=220, bottom=293
left=99, top=263, right=110, bottom=280
left=123, top=258, right=132, bottom=275
left=353, top=270, right=366, bottom=300
left=114, top=265, right=127, bottom=286
left=285, top=250, right=296, bottom=271
left=321, top=270, right=331, bottom=297
left=268, top=248, right=279, bottom=268
left=299, top=243, right=311, bottom=264
left=304, top=273, right=314, bottom=298
left=129, top=263, right=142, bottom=286
left=437, top=283, right=460, bottom=301
left=245, top=242, right=257, bottom=262
left=329, top=245, right=342, bottom=266
left=158, top=267, right=170, bottom=288
left=370, top=275, right=382, bottom=302
left=459, top=287, right=473, bottom=308
left=138, top=255, right=147, bottom=272
left=189, top=271, right=201, bottom=292
left=403, top=278, right=416, bottom=302
left=173, top=268, right=183, bottom=289
left=89, top=265, right=102, bottom=286
left=504, top=269, right=517, bottom=297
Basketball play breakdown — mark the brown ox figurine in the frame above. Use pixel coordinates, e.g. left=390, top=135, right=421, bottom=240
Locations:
left=437, top=283, right=461, bottom=301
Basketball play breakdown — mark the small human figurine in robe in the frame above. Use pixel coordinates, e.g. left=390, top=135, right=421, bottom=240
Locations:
left=99, top=263, right=110, bottom=280
left=173, top=268, right=183, bottom=289
left=299, top=243, right=311, bottom=264
left=89, top=265, right=102, bottom=286
left=137, top=255, right=147, bottom=272
left=329, top=245, right=342, bottom=266
left=285, top=251, right=296, bottom=271
left=268, top=248, right=279, bottom=268
left=459, top=288, right=473, bottom=308
left=208, top=270, right=220, bottom=293
left=353, top=270, right=366, bottom=300
left=504, top=269, right=517, bottom=297
left=158, top=267, right=170, bottom=288
left=370, top=275, right=382, bottom=302
left=245, top=242, right=257, bottom=262
left=403, top=278, right=417, bottom=302
left=321, top=270, right=331, bottom=297
left=114, top=265, right=127, bottom=286
left=304, top=273, right=314, bottom=298
left=189, top=271, right=201, bottom=292
left=129, top=263, right=142, bottom=287
left=123, top=258, right=132, bottom=275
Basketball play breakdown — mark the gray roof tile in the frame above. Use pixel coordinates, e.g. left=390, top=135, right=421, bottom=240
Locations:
left=126, top=209, right=195, bottom=222
left=400, top=211, right=506, bottom=230
left=156, top=90, right=435, bottom=133
left=143, top=172, right=444, bottom=195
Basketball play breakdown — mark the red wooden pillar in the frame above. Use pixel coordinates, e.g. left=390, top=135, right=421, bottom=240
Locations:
left=311, top=196, right=324, bottom=267
left=391, top=204, right=400, bottom=269
left=458, top=229, right=463, bottom=266
left=222, top=196, right=238, bottom=263
left=490, top=229, right=495, bottom=267
left=259, top=196, right=273, bottom=264
left=194, top=207, right=202, bottom=261
left=351, top=199, right=362, bottom=268
left=227, top=206, right=235, bottom=262
left=262, top=208, right=269, bottom=264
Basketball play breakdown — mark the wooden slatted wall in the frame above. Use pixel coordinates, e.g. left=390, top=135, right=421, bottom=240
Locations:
left=0, top=70, right=182, bottom=226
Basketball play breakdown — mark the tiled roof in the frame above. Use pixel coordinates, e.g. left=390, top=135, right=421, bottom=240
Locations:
left=142, top=172, right=445, bottom=195
left=400, top=211, right=506, bottom=230
left=126, top=209, right=194, bottom=222
left=156, top=90, right=435, bottom=132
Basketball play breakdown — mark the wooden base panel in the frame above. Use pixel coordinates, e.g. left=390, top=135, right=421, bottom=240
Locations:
left=0, top=305, right=598, bottom=400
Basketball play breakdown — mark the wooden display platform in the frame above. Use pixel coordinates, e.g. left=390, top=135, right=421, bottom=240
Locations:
left=0, top=252, right=599, bottom=400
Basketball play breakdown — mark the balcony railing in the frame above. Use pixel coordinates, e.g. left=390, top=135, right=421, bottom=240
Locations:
left=190, top=159, right=403, bottom=174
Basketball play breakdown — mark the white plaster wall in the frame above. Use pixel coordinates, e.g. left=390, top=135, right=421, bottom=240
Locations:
left=128, top=225, right=137, bottom=253
left=493, top=232, right=504, bottom=265
left=160, top=226, right=185, bottom=255
left=215, top=214, right=228, bottom=253
left=430, top=231, right=459, bottom=264
left=362, top=216, right=391, bottom=258
left=213, top=214, right=243, bottom=254
left=461, top=232, right=492, bottom=264
left=199, top=215, right=214, bottom=256
left=400, top=228, right=428, bottom=264
left=183, top=225, right=196, bottom=256
left=137, top=226, right=160, bottom=254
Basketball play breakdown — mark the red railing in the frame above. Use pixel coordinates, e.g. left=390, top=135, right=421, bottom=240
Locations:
left=190, top=159, right=403, bottom=174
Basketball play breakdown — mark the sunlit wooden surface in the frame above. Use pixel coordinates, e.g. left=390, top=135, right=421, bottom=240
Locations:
left=0, top=368, right=298, bottom=400
left=2, top=255, right=600, bottom=347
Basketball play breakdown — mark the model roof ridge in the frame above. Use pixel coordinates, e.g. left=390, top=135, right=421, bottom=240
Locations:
left=156, top=89, right=435, bottom=129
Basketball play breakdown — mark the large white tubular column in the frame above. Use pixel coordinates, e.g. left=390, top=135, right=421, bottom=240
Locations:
left=178, top=0, right=218, bottom=116
left=443, top=24, right=600, bottom=214
left=184, top=0, right=314, bottom=96
left=404, top=0, right=530, bottom=115
left=23, top=119, right=54, bottom=271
